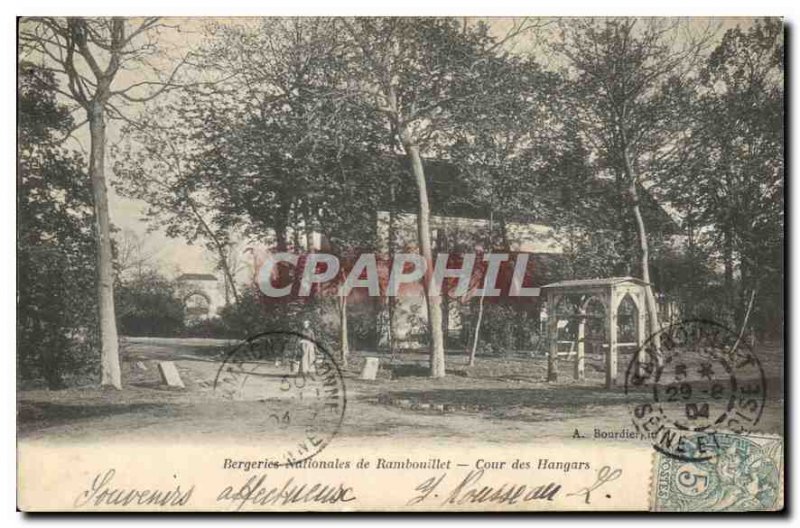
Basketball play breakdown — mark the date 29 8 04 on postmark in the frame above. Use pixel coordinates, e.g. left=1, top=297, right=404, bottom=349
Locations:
left=624, top=319, right=766, bottom=462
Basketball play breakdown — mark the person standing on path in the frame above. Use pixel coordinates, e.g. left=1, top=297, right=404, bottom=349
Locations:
left=299, top=319, right=317, bottom=375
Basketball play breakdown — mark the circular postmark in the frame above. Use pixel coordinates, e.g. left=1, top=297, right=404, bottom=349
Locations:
left=624, top=319, right=766, bottom=462
left=213, top=330, right=346, bottom=466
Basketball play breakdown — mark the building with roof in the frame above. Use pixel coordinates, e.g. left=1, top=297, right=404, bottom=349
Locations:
left=366, top=160, right=681, bottom=348
left=246, top=158, right=682, bottom=350
left=175, top=273, right=226, bottom=322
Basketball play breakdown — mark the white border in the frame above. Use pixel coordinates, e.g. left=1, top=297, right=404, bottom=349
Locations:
left=4, top=1, right=796, bottom=526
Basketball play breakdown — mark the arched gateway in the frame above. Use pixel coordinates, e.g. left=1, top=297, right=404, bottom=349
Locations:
left=176, top=273, right=225, bottom=321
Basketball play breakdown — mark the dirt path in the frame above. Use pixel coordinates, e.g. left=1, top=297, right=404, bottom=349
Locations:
left=18, top=337, right=784, bottom=446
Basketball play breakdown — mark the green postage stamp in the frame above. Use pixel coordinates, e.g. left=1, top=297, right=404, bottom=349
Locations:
left=651, top=432, right=784, bottom=512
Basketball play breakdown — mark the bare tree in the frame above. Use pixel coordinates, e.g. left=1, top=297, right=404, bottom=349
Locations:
left=114, top=228, right=158, bottom=281
left=204, top=238, right=246, bottom=306
left=20, top=17, right=189, bottom=388
left=113, top=114, right=242, bottom=306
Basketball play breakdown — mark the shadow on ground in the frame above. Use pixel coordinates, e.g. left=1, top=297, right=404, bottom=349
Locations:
left=17, top=400, right=171, bottom=433
left=17, top=338, right=784, bottom=441
left=381, top=385, right=634, bottom=409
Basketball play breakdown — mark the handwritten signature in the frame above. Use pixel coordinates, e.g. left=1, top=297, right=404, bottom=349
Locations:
left=566, top=465, right=623, bottom=504
left=408, top=469, right=561, bottom=506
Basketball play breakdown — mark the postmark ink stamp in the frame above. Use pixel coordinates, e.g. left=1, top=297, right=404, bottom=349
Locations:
left=624, top=319, right=766, bottom=462
left=213, top=330, right=346, bottom=466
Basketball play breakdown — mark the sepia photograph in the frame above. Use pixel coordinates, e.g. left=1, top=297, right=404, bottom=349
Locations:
left=15, top=12, right=784, bottom=513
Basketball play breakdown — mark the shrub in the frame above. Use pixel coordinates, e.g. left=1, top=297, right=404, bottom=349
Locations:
left=115, top=271, right=185, bottom=337
left=17, top=65, right=100, bottom=388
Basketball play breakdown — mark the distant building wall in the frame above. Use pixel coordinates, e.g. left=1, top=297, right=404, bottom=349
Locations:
left=176, top=274, right=226, bottom=321
left=376, top=211, right=564, bottom=254
left=374, top=211, right=562, bottom=348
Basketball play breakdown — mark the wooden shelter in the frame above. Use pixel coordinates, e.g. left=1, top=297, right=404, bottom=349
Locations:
left=540, top=277, right=651, bottom=388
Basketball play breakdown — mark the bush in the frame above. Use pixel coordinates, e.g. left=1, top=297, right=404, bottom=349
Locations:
left=345, top=299, right=380, bottom=350
left=17, top=65, right=100, bottom=388
left=212, top=287, right=331, bottom=342
left=17, top=244, right=100, bottom=388
left=182, top=317, right=229, bottom=338
left=461, top=302, right=539, bottom=356
left=115, top=271, right=185, bottom=337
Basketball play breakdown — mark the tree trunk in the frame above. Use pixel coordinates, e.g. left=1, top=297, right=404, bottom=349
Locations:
left=185, top=196, right=240, bottom=304
left=739, top=258, right=751, bottom=329
left=499, top=216, right=509, bottom=250
left=437, top=229, right=450, bottom=349
left=625, top=160, right=661, bottom=352
left=469, top=210, right=493, bottom=367
left=221, top=261, right=237, bottom=305
left=723, top=225, right=737, bottom=323
left=401, top=138, right=445, bottom=378
left=88, top=102, right=121, bottom=389
left=613, top=170, right=633, bottom=275
left=339, top=294, right=349, bottom=368
left=273, top=197, right=292, bottom=252
left=723, top=230, right=733, bottom=288
left=275, top=222, right=288, bottom=252
left=468, top=298, right=485, bottom=367
left=723, top=171, right=736, bottom=323
left=387, top=190, right=397, bottom=359
left=292, top=204, right=301, bottom=249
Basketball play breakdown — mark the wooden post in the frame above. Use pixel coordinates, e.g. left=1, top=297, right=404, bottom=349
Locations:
left=606, top=291, right=618, bottom=389
left=547, top=293, right=559, bottom=382
left=575, top=305, right=586, bottom=381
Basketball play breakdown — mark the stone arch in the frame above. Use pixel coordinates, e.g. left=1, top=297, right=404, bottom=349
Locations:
left=183, top=290, right=212, bottom=319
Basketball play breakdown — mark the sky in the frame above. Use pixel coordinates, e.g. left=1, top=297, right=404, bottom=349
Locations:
left=37, top=16, right=759, bottom=280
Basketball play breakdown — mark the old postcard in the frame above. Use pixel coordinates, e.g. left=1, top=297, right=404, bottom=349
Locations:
left=17, top=16, right=784, bottom=512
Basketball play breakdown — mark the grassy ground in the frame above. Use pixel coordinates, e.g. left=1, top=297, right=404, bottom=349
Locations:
left=17, top=337, right=784, bottom=444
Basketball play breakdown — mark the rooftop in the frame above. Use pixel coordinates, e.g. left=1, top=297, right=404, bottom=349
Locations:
left=177, top=273, right=218, bottom=282
left=540, top=276, right=650, bottom=289
left=379, top=158, right=681, bottom=234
